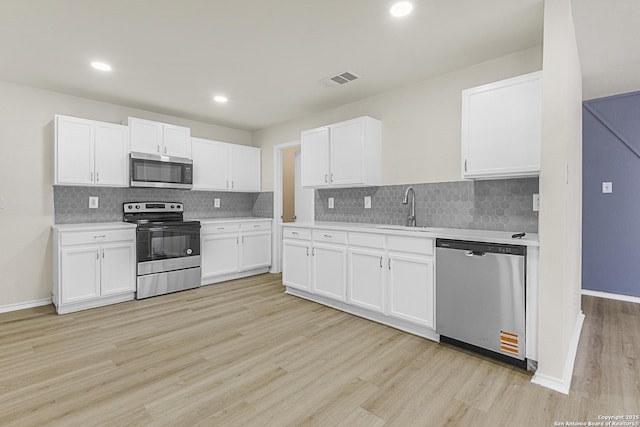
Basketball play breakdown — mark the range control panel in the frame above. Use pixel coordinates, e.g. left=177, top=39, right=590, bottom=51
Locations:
left=123, top=202, right=183, bottom=213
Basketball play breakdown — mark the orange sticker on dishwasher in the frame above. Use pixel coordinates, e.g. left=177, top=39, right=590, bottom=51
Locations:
left=500, top=331, right=520, bottom=355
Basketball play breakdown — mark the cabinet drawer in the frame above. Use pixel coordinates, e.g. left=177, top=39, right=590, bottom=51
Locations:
left=313, top=229, right=347, bottom=245
left=201, top=223, right=240, bottom=235
left=60, top=229, right=135, bottom=246
left=348, top=232, right=385, bottom=249
left=387, top=235, right=433, bottom=256
left=240, top=221, right=272, bottom=232
left=283, top=228, right=311, bottom=240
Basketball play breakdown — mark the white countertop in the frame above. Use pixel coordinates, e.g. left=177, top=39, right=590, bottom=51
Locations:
left=282, top=221, right=539, bottom=246
left=197, top=217, right=273, bottom=224
left=52, top=222, right=137, bottom=232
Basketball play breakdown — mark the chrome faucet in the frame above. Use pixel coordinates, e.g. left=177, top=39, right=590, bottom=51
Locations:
left=402, top=186, right=416, bottom=227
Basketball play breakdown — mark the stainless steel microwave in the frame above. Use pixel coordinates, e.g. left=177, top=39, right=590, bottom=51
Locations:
left=130, top=152, right=193, bottom=189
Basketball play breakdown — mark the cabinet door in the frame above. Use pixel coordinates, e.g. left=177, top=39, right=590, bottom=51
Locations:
left=192, top=138, right=230, bottom=190
left=282, top=239, right=311, bottom=291
left=330, top=118, right=365, bottom=185
left=240, top=232, right=271, bottom=271
left=301, top=127, right=330, bottom=187
left=312, top=243, right=347, bottom=302
left=100, top=243, right=136, bottom=295
left=162, top=124, right=191, bottom=158
left=230, top=145, right=261, bottom=192
left=348, top=248, right=385, bottom=313
left=462, top=71, right=542, bottom=178
left=60, top=246, right=101, bottom=303
left=55, top=115, right=94, bottom=185
left=94, top=122, right=128, bottom=187
left=201, top=234, right=239, bottom=279
left=129, top=118, right=162, bottom=155
left=387, top=253, right=434, bottom=328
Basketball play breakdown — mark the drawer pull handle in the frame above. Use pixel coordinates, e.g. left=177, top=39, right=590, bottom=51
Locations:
left=217, top=227, right=225, bottom=231
left=253, top=224, right=261, bottom=228
left=380, top=257, right=383, bottom=268
left=292, top=231, right=299, bottom=235
left=306, top=247, right=309, bottom=256
left=323, top=234, right=332, bottom=238
left=94, top=235, right=106, bottom=239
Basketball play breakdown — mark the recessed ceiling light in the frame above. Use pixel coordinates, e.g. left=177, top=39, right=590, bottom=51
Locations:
left=390, top=1, right=413, bottom=17
left=213, top=95, right=228, bottom=103
left=91, top=61, right=112, bottom=72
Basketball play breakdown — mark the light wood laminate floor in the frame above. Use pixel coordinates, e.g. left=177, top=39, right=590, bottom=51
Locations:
left=0, top=273, right=638, bottom=426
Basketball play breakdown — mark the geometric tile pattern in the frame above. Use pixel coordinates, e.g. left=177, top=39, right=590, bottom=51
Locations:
left=53, top=186, right=272, bottom=224
left=251, top=192, right=274, bottom=218
left=315, top=178, right=539, bottom=233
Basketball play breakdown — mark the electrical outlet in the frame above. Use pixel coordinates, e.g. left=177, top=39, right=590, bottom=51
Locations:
left=532, top=194, right=540, bottom=212
left=89, top=196, right=99, bottom=209
left=328, top=197, right=334, bottom=209
left=214, top=198, right=221, bottom=208
left=602, top=182, right=612, bottom=194
left=364, top=196, right=372, bottom=209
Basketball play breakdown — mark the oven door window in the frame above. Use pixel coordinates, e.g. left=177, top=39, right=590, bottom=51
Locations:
left=137, top=226, right=200, bottom=262
left=132, top=159, right=183, bottom=184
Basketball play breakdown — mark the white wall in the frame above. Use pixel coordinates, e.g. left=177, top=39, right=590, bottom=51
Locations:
left=253, top=46, right=543, bottom=191
left=535, top=0, right=583, bottom=390
left=0, top=81, right=251, bottom=308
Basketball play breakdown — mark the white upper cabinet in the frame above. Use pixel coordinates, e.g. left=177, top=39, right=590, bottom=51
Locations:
left=230, top=144, right=261, bottom=192
left=192, top=138, right=230, bottom=191
left=55, top=115, right=128, bottom=187
left=127, top=117, right=191, bottom=159
left=461, top=71, right=542, bottom=179
left=191, top=137, right=261, bottom=192
left=301, top=116, right=381, bottom=188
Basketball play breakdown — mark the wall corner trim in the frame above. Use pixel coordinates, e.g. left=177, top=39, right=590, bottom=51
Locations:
left=531, top=310, right=585, bottom=395
left=582, top=289, right=640, bottom=304
left=0, top=297, right=53, bottom=314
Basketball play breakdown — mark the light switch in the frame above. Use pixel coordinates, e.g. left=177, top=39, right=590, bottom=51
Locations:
left=602, top=182, right=612, bottom=194
left=328, top=197, right=334, bottom=209
left=364, top=196, right=372, bottom=209
left=532, top=194, right=540, bottom=212
left=0, top=196, right=4, bottom=209
left=214, top=198, right=221, bottom=208
left=89, top=197, right=99, bottom=209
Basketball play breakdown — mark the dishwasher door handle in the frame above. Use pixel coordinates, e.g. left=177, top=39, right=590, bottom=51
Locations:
left=464, top=250, right=486, bottom=257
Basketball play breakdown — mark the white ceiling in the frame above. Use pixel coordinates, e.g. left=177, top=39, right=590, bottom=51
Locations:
left=0, top=0, right=546, bottom=130
left=572, top=0, right=640, bottom=100
left=0, top=1, right=551, bottom=131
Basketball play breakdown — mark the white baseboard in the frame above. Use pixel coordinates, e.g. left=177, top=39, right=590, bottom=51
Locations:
left=582, top=289, right=640, bottom=304
left=531, top=310, right=585, bottom=394
left=0, top=298, right=53, bottom=314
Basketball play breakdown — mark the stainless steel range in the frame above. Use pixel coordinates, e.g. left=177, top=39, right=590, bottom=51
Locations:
left=123, top=202, right=201, bottom=299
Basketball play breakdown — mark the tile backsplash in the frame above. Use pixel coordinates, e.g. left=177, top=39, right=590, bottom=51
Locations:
left=53, top=186, right=274, bottom=224
left=315, top=178, right=539, bottom=233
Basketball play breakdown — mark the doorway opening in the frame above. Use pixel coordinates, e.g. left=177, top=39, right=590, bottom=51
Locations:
left=272, top=141, right=314, bottom=273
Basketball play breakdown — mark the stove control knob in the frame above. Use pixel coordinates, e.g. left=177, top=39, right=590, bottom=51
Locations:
left=186, top=248, right=192, bottom=255
left=171, top=205, right=175, bottom=209
left=135, top=205, right=140, bottom=209
left=127, top=204, right=133, bottom=210
left=177, top=204, right=182, bottom=210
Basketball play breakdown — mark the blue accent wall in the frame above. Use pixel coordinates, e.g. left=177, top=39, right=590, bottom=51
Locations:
left=583, top=91, right=640, bottom=297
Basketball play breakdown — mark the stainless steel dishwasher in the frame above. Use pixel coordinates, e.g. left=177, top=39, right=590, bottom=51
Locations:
left=435, top=238, right=527, bottom=368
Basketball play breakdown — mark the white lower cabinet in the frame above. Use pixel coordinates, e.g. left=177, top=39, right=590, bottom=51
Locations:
left=387, top=253, right=434, bottom=329
left=348, top=248, right=385, bottom=313
left=200, top=219, right=272, bottom=284
left=202, top=232, right=239, bottom=277
left=53, top=224, right=136, bottom=314
left=282, top=239, right=311, bottom=291
left=282, top=226, right=436, bottom=338
left=312, top=243, right=347, bottom=302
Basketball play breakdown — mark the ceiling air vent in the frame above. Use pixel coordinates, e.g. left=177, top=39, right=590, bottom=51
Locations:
left=320, top=71, right=360, bottom=88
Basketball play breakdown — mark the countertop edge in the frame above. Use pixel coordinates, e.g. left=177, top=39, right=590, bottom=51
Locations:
left=281, top=222, right=539, bottom=247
